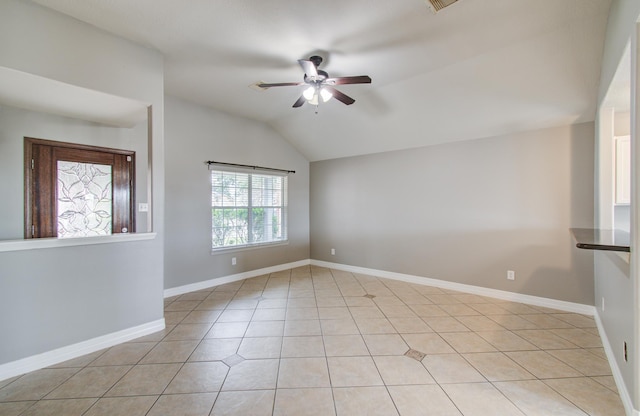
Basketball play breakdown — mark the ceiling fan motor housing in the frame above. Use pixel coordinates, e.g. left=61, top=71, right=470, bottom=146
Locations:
left=304, top=56, right=328, bottom=83
left=305, top=70, right=328, bottom=84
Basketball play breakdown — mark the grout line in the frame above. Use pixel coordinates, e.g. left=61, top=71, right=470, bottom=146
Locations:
left=0, top=265, right=622, bottom=416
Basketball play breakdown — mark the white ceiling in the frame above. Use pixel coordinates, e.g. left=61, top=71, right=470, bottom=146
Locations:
left=32, top=0, right=612, bottom=161
left=0, top=66, right=149, bottom=127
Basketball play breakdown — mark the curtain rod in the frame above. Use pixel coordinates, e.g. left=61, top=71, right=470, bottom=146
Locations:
left=205, top=160, right=295, bottom=174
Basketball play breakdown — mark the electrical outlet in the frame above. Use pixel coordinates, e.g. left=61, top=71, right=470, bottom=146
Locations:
left=331, top=248, right=335, bottom=255
left=624, top=341, right=628, bottom=362
left=231, top=257, right=236, bottom=266
left=507, top=270, right=515, bottom=280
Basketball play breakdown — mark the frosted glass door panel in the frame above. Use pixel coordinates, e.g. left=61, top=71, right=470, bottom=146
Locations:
left=57, top=161, right=112, bottom=238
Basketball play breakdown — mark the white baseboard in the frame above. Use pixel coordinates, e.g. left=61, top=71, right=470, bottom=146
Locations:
left=594, top=311, right=638, bottom=416
left=168, top=258, right=595, bottom=314
left=0, top=318, right=165, bottom=382
left=164, top=259, right=311, bottom=298
left=311, top=260, right=596, bottom=315
left=2, top=260, right=605, bottom=390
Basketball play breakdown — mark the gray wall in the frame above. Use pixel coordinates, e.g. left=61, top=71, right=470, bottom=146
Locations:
left=164, top=96, right=310, bottom=290
left=311, top=123, right=595, bottom=305
left=594, top=0, right=640, bottom=408
left=0, top=0, right=165, bottom=365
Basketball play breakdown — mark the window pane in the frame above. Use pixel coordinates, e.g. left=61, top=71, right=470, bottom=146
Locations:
left=271, top=207, right=283, bottom=239
left=235, top=186, right=249, bottom=206
left=252, top=175, right=283, bottom=207
left=218, top=172, right=249, bottom=207
left=212, top=226, right=225, bottom=248
left=212, top=207, right=249, bottom=248
left=251, top=207, right=266, bottom=243
left=57, top=161, right=112, bottom=238
left=271, top=188, right=282, bottom=206
left=211, top=171, right=223, bottom=187
left=212, top=182, right=223, bottom=206
left=211, top=170, right=287, bottom=249
left=251, top=206, right=284, bottom=243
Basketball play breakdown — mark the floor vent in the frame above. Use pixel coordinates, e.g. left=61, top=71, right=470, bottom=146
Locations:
left=425, top=0, right=459, bottom=12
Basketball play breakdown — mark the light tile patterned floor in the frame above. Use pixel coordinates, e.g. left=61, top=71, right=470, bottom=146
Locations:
left=0, top=266, right=626, bottom=415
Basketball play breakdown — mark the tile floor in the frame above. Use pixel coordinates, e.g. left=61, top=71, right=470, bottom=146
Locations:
left=0, top=266, right=626, bottom=415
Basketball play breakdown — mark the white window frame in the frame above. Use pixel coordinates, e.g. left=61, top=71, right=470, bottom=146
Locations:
left=615, top=135, right=631, bottom=205
left=210, top=166, right=288, bottom=252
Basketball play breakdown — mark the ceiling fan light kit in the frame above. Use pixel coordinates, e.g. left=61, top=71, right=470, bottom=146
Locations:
left=303, top=86, right=333, bottom=104
left=303, top=86, right=315, bottom=101
left=256, top=55, right=371, bottom=112
left=320, top=88, right=333, bottom=102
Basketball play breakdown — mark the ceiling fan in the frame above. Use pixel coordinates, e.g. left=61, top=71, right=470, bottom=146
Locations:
left=256, top=56, right=371, bottom=108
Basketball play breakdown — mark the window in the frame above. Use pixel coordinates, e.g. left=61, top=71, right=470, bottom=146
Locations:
left=211, top=169, right=287, bottom=250
left=25, top=137, right=135, bottom=238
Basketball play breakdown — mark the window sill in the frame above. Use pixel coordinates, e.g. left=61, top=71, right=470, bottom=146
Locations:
left=0, top=233, right=157, bottom=253
left=211, top=241, right=289, bottom=255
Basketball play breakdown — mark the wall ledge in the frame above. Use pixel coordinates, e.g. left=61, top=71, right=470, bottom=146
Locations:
left=0, top=232, right=157, bottom=253
left=0, top=318, right=165, bottom=381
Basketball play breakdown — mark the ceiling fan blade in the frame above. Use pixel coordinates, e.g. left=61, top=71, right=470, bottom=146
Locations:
left=298, top=59, right=318, bottom=78
left=324, top=86, right=355, bottom=105
left=292, top=95, right=306, bottom=108
left=325, top=75, right=372, bottom=85
left=257, top=81, right=304, bottom=89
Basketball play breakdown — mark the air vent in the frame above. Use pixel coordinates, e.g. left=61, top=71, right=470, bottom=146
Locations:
left=425, top=0, right=459, bottom=12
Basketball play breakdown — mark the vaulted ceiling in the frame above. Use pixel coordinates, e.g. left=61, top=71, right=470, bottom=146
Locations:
left=32, top=0, right=612, bottom=161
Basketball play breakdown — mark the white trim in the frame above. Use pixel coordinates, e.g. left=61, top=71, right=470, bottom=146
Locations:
left=0, top=232, right=157, bottom=253
left=0, top=318, right=165, bottom=381
left=310, top=260, right=596, bottom=315
left=594, top=310, right=639, bottom=416
left=210, top=241, right=289, bottom=255
left=164, top=259, right=311, bottom=298
left=167, top=258, right=596, bottom=314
